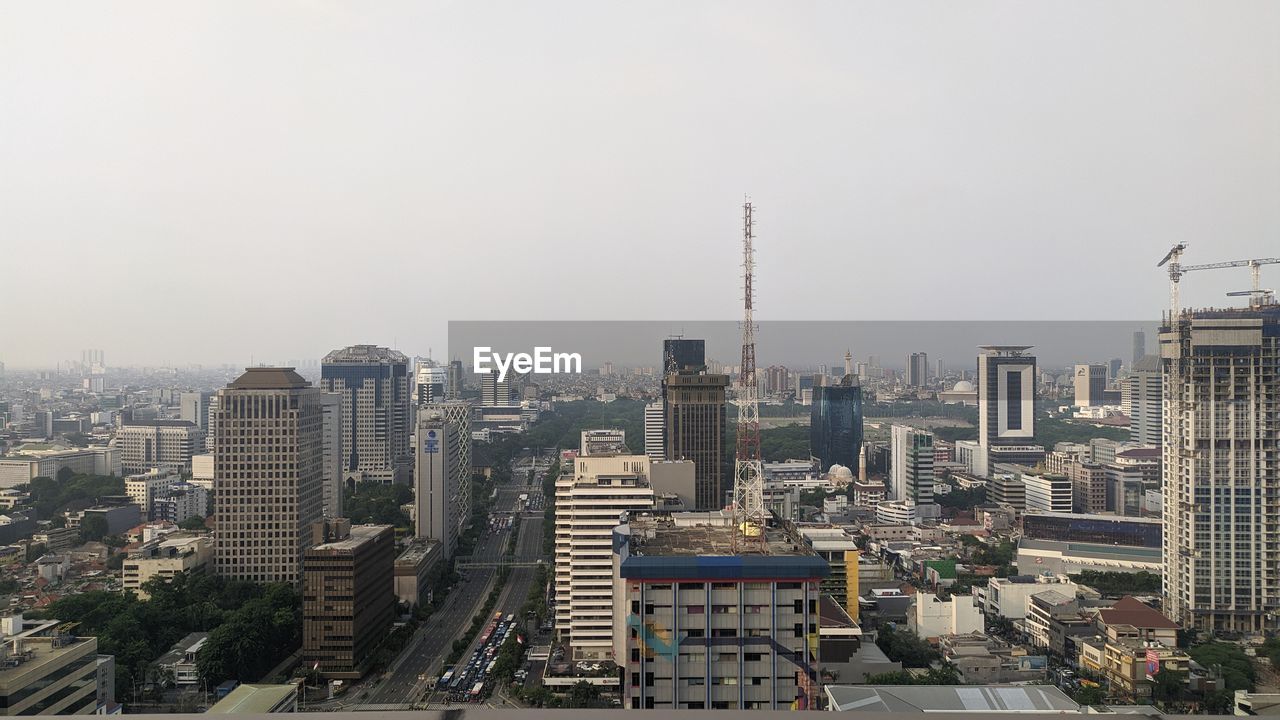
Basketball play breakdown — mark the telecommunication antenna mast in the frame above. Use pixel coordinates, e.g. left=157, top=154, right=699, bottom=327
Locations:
left=732, top=201, right=767, bottom=553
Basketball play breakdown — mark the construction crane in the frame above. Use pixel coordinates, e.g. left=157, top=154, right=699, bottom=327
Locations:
left=731, top=200, right=766, bottom=553
left=1227, top=288, right=1277, bottom=307
left=1157, top=243, right=1280, bottom=316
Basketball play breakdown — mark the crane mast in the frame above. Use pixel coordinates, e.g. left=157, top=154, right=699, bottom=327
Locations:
left=732, top=201, right=766, bottom=553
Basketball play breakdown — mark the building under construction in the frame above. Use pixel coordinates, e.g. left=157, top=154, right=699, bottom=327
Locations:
left=1160, top=301, right=1280, bottom=634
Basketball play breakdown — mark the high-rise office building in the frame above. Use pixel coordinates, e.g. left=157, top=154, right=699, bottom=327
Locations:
left=1128, top=355, right=1162, bottom=447
left=114, top=420, right=205, bottom=474
left=414, top=361, right=447, bottom=405
left=479, top=372, right=514, bottom=406
left=179, top=391, right=213, bottom=434
left=318, top=391, right=343, bottom=517
left=1162, top=305, right=1280, bottom=633
left=662, top=338, right=706, bottom=376
left=213, top=367, right=324, bottom=584
left=905, top=352, right=929, bottom=387
left=1073, top=364, right=1107, bottom=407
left=890, top=425, right=934, bottom=506
left=664, top=370, right=729, bottom=510
left=554, top=454, right=657, bottom=660
left=302, top=521, right=396, bottom=679
left=643, top=401, right=664, bottom=462
left=414, top=409, right=462, bottom=558
left=446, top=360, right=464, bottom=400
left=1132, top=330, right=1146, bottom=366
left=810, top=381, right=863, bottom=474
left=612, top=516, right=828, bottom=710
left=975, top=346, right=1042, bottom=474
left=320, top=345, right=411, bottom=484
left=420, top=400, right=472, bottom=537
left=1107, top=357, right=1122, bottom=381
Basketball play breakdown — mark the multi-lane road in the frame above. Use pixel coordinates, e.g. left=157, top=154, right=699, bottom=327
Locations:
left=339, top=448, right=554, bottom=711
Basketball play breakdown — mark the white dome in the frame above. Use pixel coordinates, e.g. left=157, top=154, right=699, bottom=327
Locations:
left=952, top=380, right=975, bottom=392
left=828, top=464, right=853, bottom=480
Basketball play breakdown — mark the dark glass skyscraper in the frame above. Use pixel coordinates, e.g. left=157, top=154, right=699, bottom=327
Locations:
left=810, top=382, right=863, bottom=474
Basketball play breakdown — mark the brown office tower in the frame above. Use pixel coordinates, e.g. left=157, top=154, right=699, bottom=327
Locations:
left=664, top=371, right=729, bottom=509
left=213, top=367, right=324, bottom=584
left=303, top=521, right=396, bottom=679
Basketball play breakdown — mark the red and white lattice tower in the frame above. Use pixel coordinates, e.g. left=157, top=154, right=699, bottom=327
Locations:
left=732, top=201, right=767, bottom=553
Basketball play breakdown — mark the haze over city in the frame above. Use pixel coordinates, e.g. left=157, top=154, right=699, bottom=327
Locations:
left=3, top=1, right=1279, bottom=367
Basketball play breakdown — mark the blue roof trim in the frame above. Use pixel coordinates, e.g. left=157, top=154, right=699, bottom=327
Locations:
left=619, top=555, right=829, bottom=580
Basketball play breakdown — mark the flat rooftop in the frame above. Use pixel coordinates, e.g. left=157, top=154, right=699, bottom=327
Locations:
left=618, top=515, right=829, bottom=581
left=312, top=524, right=392, bottom=552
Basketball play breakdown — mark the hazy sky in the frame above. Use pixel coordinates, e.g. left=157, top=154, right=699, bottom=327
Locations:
left=3, top=1, right=1277, bottom=368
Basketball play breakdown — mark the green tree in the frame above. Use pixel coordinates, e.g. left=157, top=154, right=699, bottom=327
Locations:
left=1073, top=684, right=1106, bottom=706
left=178, top=515, right=209, bottom=531
left=875, top=625, right=940, bottom=668
left=1188, top=642, right=1255, bottom=692
left=79, top=514, right=109, bottom=542
left=563, top=680, right=604, bottom=708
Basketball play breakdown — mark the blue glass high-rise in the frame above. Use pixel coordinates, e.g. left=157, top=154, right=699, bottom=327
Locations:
left=810, top=382, right=863, bottom=474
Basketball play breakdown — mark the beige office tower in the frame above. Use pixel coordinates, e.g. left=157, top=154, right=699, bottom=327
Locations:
left=414, top=409, right=462, bottom=559
left=555, top=454, right=658, bottom=661
left=213, top=367, right=324, bottom=585
left=1162, top=305, right=1280, bottom=634
left=664, top=371, right=730, bottom=509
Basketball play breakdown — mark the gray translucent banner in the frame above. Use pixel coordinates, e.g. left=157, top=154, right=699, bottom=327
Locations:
left=447, top=320, right=1161, bottom=374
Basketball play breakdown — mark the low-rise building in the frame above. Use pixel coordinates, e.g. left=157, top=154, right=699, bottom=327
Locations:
left=206, top=683, right=298, bottom=714
left=911, top=592, right=983, bottom=639
left=154, top=632, right=207, bottom=686
left=939, top=633, right=1048, bottom=684
left=122, top=534, right=213, bottom=599
left=983, top=574, right=1078, bottom=621
left=393, top=539, right=442, bottom=608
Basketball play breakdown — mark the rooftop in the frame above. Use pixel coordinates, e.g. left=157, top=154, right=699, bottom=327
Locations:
left=228, top=367, right=310, bottom=390
left=617, top=515, right=829, bottom=581
left=1097, top=596, right=1179, bottom=630
left=311, top=524, right=393, bottom=553
left=322, top=344, right=408, bottom=364
left=824, top=684, right=1078, bottom=713
left=206, top=684, right=297, bottom=714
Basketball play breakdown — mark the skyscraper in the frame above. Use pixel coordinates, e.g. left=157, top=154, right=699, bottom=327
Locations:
left=1132, top=330, right=1146, bottom=366
left=420, top=400, right=472, bottom=539
left=890, top=424, right=934, bottom=506
left=554, top=453, right=656, bottom=660
left=446, top=359, right=464, bottom=400
left=976, top=346, right=1042, bottom=475
left=1073, top=364, right=1107, bottom=407
left=664, top=369, right=729, bottom=510
left=479, top=372, right=513, bottom=406
left=179, top=391, right=213, bottom=434
left=1128, top=355, right=1162, bottom=447
left=810, top=381, right=863, bottom=474
left=643, top=401, right=664, bottom=462
left=905, top=352, right=928, bottom=387
left=318, top=391, right=343, bottom=517
left=414, top=409, right=462, bottom=558
left=320, top=345, right=411, bottom=484
left=213, top=367, right=324, bottom=584
left=1162, top=304, right=1280, bottom=633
